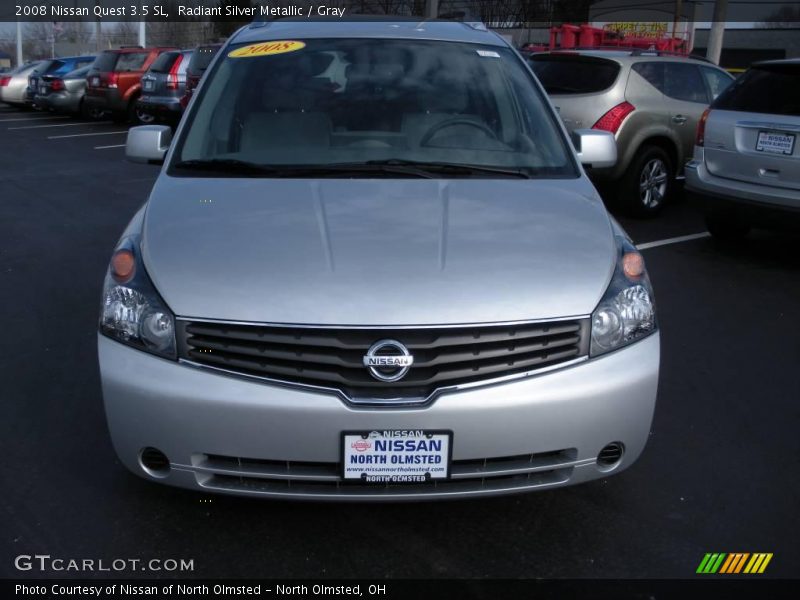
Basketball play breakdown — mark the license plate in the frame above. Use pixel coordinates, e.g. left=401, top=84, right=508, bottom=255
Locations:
left=756, top=131, right=795, bottom=155
left=91, top=77, right=99, bottom=86
left=342, top=430, right=451, bottom=483
left=143, top=80, right=154, bottom=91
left=39, top=85, right=47, bottom=95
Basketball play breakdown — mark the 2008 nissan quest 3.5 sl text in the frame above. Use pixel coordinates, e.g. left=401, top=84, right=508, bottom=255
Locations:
left=98, top=19, right=660, bottom=500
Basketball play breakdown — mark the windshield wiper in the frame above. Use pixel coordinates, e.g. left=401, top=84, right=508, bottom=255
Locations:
left=172, top=158, right=284, bottom=176
left=365, top=159, right=531, bottom=179
left=171, top=159, right=438, bottom=178
left=172, top=159, right=530, bottom=179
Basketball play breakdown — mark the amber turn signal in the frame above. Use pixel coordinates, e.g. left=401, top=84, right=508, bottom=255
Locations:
left=111, top=249, right=136, bottom=283
left=622, top=252, right=644, bottom=280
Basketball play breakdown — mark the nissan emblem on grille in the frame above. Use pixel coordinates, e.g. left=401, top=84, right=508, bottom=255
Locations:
left=363, top=340, right=414, bottom=382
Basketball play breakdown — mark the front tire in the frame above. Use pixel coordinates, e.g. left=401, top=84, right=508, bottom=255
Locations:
left=618, top=145, right=674, bottom=218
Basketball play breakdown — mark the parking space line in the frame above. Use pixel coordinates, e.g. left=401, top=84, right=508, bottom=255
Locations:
left=8, top=121, right=110, bottom=130
left=636, top=232, right=711, bottom=250
left=94, top=144, right=126, bottom=149
left=48, top=131, right=128, bottom=139
left=0, top=116, right=71, bottom=123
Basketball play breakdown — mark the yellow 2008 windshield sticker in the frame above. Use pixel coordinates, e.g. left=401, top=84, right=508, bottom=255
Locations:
left=228, top=41, right=306, bottom=58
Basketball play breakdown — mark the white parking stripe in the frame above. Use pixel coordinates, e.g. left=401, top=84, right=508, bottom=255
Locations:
left=8, top=121, right=110, bottom=130
left=0, top=116, right=71, bottom=123
left=94, top=144, right=126, bottom=149
left=636, top=232, right=711, bottom=250
left=48, top=131, right=127, bottom=139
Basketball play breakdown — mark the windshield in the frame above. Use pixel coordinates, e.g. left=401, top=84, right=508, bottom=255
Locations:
left=173, top=38, right=576, bottom=178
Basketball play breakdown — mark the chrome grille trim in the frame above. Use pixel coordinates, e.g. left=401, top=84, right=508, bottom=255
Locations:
left=177, top=317, right=590, bottom=406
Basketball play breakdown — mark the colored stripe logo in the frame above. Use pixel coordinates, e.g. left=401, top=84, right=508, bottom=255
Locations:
left=697, top=553, right=773, bottom=574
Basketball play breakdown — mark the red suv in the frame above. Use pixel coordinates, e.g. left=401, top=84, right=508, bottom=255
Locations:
left=84, top=46, right=177, bottom=124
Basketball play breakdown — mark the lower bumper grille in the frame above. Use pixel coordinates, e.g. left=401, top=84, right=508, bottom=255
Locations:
left=178, top=318, right=590, bottom=403
left=191, top=449, right=577, bottom=498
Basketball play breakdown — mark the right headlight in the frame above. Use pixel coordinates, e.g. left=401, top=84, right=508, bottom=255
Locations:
left=590, top=235, right=656, bottom=357
left=99, top=234, right=176, bottom=360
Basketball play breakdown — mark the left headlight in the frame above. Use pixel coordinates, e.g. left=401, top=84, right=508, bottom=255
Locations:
left=590, top=235, right=656, bottom=357
left=99, top=235, right=176, bottom=359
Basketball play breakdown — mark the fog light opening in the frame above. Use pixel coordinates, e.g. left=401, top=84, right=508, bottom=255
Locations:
left=139, top=447, right=171, bottom=478
left=597, top=442, right=625, bottom=472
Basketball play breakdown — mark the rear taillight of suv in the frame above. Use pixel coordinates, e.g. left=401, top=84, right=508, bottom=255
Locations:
left=592, top=102, right=635, bottom=134
left=166, top=55, right=184, bottom=90
left=108, top=73, right=119, bottom=89
left=51, top=79, right=65, bottom=92
left=0, top=76, right=10, bottom=87
left=696, top=108, right=711, bottom=147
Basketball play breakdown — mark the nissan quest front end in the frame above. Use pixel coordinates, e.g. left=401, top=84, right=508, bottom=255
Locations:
left=98, top=20, right=660, bottom=500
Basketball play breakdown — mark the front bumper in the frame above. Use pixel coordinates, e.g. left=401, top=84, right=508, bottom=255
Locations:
left=99, top=332, right=660, bottom=500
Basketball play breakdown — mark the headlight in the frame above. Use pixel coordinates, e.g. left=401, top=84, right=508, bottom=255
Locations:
left=590, top=235, right=656, bottom=356
left=99, top=235, right=176, bottom=359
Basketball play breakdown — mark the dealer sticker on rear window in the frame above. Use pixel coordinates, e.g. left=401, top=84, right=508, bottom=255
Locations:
left=228, top=41, right=306, bottom=58
left=342, top=430, right=451, bottom=483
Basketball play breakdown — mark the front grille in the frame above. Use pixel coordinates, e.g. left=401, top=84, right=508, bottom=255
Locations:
left=178, top=318, right=589, bottom=402
left=192, top=449, right=578, bottom=498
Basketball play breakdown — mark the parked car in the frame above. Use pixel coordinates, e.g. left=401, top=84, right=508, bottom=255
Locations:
left=181, top=43, right=222, bottom=107
left=686, top=59, right=800, bottom=239
left=100, top=21, right=660, bottom=501
left=84, top=46, right=177, bottom=124
left=136, top=49, right=194, bottom=124
left=0, top=61, right=45, bottom=107
left=25, top=55, right=96, bottom=107
left=529, top=51, right=734, bottom=216
left=34, top=65, right=103, bottom=119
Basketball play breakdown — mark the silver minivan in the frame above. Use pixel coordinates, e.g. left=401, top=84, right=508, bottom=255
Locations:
left=98, top=20, right=660, bottom=500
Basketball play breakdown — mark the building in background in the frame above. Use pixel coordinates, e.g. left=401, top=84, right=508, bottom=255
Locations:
left=692, top=27, right=800, bottom=69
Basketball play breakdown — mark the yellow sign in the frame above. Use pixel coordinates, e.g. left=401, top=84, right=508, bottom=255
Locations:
left=228, top=40, right=306, bottom=58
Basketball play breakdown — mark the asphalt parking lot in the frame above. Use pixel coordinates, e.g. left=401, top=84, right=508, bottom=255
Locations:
left=1, top=102, right=798, bottom=580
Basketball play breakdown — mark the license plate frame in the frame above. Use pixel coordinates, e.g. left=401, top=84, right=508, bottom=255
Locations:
left=341, top=430, right=453, bottom=484
left=756, top=130, right=796, bottom=156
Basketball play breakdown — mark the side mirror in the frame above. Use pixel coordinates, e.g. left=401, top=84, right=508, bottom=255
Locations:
left=126, top=125, right=173, bottom=164
left=572, top=129, right=617, bottom=169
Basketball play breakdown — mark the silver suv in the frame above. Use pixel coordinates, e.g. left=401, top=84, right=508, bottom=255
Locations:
left=99, top=20, right=659, bottom=500
left=686, top=59, right=800, bottom=239
left=530, top=51, right=734, bottom=216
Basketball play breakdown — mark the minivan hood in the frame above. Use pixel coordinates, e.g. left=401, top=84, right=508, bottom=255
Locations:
left=141, top=177, right=616, bottom=325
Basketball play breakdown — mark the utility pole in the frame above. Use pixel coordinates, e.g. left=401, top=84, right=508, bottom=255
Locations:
left=16, top=20, right=23, bottom=66
left=706, top=0, right=728, bottom=65
left=671, top=0, right=683, bottom=40
left=424, top=0, right=439, bottom=18
left=95, top=1, right=101, bottom=51
left=138, top=20, right=146, bottom=47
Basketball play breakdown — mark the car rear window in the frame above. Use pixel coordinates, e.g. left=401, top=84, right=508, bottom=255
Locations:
left=64, top=65, right=91, bottom=79
left=529, top=55, right=621, bottom=95
left=148, top=51, right=180, bottom=73
left=713, top=63, right=800, bottom=116
left=93, top=52, right=119, bottom=72
left=115, top=52, right=149, bottom=72
left=187, top=46, right=220, bottom=75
